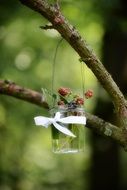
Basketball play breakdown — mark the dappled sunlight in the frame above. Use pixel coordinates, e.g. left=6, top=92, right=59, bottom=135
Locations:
left=0, top=0, right=106, bottom=189
left=15, top=50, right=32, bottom=70
left=14, top=47, right=35, bottom=70
left=4, top=19, right=24, bottom=48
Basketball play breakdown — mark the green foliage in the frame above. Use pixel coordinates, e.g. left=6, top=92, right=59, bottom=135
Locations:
left=41, top=88, right=58, bottom=109
left=0, top=0, right=103, bottom=189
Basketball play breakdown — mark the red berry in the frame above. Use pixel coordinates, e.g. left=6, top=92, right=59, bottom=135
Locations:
left=75, top=97, right=84, bottom=105
left=84, top=90, right=93, bottom=99
left=58, top=87, right=71, bottom=96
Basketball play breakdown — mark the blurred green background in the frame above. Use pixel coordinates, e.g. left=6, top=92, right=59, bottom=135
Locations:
left=0, top=0, right=127, bottom=190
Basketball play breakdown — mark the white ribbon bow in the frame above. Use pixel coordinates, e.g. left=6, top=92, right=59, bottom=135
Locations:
left=34, top=112, right=86, bottom=137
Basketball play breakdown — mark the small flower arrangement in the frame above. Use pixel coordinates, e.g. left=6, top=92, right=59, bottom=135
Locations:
left=42, top=87, right=93, bottom=110
left=37, top=87, right=93, bottom=153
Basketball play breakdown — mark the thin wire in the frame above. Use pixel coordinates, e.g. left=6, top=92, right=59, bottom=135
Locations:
left=80, top=61, right=85, bottom=99
left=51, top=37, right=85, bottom=106
left=51, top=38, right=63, bottom=106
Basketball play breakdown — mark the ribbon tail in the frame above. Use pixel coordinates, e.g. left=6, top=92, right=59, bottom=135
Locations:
left=53, top=122, right=76, bottom=138
left=59, top=116, right=86, bottom=125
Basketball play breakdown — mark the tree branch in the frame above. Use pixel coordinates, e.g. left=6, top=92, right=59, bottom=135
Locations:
left=0, top=80, right=49, bottom=109
left=0, top=79, right=127, bottom=150
left=19, top=0, right=127, bottom=118
left=86, top=113, right=127, bottom=150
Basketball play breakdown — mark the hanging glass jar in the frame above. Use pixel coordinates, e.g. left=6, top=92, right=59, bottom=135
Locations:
left=33, top=39, right=94, bottom=153
left=50, top=107, right=85, bottom=154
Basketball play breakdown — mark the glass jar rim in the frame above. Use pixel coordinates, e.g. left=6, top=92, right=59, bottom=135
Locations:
left=50, top=106, right=85, bottom=114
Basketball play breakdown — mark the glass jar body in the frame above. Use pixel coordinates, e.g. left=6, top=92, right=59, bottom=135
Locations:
left=51, top=108, right=85, bottom=154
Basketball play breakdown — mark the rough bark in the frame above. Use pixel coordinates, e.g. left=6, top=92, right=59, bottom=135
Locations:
left=0, top=80, right=49, bottom=109
left=0, top=79, right=127, bottom=149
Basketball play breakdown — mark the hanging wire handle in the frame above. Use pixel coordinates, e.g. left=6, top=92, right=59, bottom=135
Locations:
left=51, top=38, right=86, bottom=108
left=80, top=61, right=86, bottom=100
left=51, top=38, right=63, bottom=107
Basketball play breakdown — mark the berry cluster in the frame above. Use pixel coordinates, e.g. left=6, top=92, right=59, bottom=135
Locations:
left=58, top=87, right=71, bottom=96
left=84, top=90, right=93, bottom=99
left=57, top=87, right=93, bottom=108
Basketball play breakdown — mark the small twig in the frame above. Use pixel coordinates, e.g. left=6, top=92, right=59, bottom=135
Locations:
left=40, top=24, right=54, bottom=30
